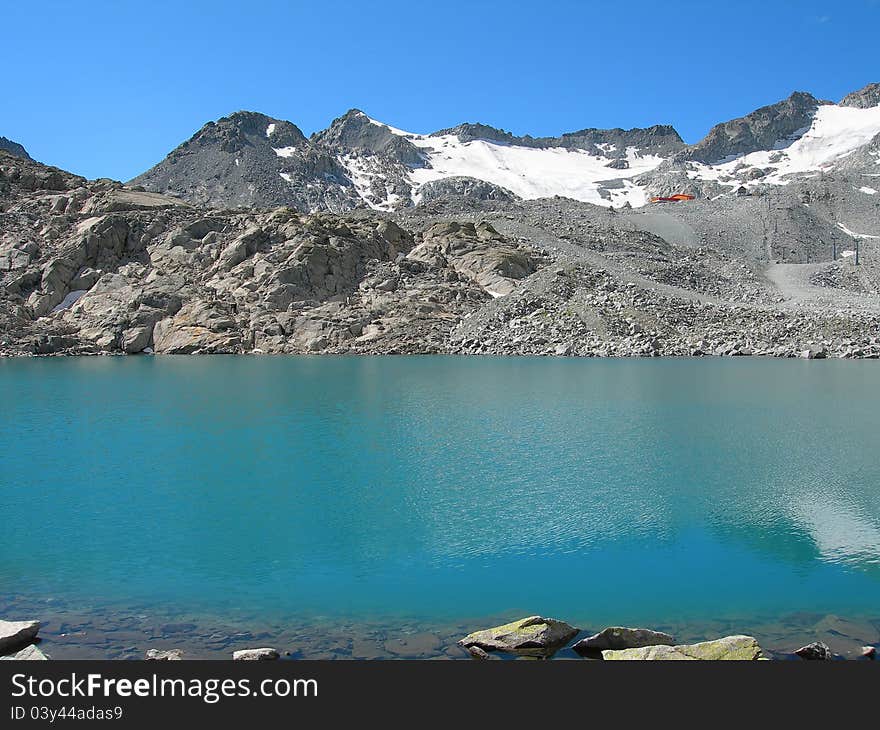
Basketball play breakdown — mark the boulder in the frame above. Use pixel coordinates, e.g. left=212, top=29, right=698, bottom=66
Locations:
left=0, top=620, right=41, bottom=654
left=794, top=642, right=832, bottom=660
left=232, top=647, right=280, bottom=661
left=458, top=616, right=578, bottom=655
left=573, top=626, right=675, bottom=653
left=800, top=347, right=827, bottom=360
left=602, top=635, right=765, bottom=661
left=0, top=644, right=47, bottom=661
left=153, top=304, right=242, bottom=354
left=145, top=649, right=183, bottom=661
left=121, top=325, right=153, bottom=354
left=218, top=227, right=266, bottom=270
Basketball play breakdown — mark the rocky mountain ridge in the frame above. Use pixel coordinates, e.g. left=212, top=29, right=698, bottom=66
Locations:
left=127, top=83, right=880, bottom=213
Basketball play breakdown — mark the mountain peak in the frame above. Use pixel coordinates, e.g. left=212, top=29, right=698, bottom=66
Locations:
left=0, top=136, right=31, bottom=160
left=680, top=91, right=825, bottom=164
left=315, top=110, right=424, bottom=166
left=840, top=82, right=880, bottom=109
left=177, top=111, right=306, bottom=156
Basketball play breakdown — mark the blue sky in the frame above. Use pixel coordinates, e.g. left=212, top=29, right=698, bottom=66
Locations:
left=3, top=0, right=878, bottom=180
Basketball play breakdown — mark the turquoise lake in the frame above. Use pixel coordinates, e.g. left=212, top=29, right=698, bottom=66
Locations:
left=1, top=356, right=879, bottom=640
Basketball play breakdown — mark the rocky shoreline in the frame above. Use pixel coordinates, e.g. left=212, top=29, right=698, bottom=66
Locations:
left=2, top=606, right=877, bottom=662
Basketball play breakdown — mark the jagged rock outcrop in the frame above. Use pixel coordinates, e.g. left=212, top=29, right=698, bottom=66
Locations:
left=417, top=177, right=516, bottom=205
left=840, top=82, right=880, bottom=109
left=409, top=221, right=538, bottom=297
left=678, top=91, right=826, bottom=164
left=0, top=136, right=31, bottom=160
left=315, top=109, right=425, bottom=167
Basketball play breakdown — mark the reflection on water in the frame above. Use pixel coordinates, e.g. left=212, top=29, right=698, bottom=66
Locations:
left=788, top=493, right=880, bottom=568
left=1, top=356, right=879, bottom=633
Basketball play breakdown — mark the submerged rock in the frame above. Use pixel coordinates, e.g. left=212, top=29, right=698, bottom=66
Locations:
left=573, top=626, right=675, bottom=653
left=0, top=644, right=48, bottom=661
left=602, top=635, right=765, bottom=661
left=812, top=615, right=880, bottom=657
left=145, top=649, right=183, bottom=661
left=795, top=642, right=832, bottom=660
left=232, top=647, right=280, bottom=661
left=458, top=616, right=578, bottom=656
left=465, top=646, right=500, bottom=660
left=383, top=632, right=441, bottom=658
left=0, top=619, right=41, bottom=654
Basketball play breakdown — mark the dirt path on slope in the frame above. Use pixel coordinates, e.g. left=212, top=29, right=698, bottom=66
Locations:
left=764, top=262, right=880, bottom=313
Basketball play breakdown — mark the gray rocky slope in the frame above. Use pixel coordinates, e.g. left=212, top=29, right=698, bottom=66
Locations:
left=2, top=83, right=880, bottom=358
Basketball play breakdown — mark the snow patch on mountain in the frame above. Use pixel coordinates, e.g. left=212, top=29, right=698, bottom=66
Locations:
left=360, top=116, right=664, bottom=207
left=366, top=115, right=410, bottom=137
left=687, top=104, right=880, bottom=189
left=273, top=146, right=297, bottom=158
left=408, top=136, right=663, bottom=206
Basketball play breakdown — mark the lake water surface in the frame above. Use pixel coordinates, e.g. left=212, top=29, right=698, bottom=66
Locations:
left=1, top=356, right=879, bottom=656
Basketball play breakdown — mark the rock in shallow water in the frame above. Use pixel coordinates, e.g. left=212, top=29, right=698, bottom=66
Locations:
left=383, top=632, right=441, bottom=658
left=458, top=616, right=578, bottom=656
left=0, top=619, right=41, bottom=654
left=466, top=646, right=500, bottom=660
left=232, top=647, right=280, bottom=661
left=811, top=615, right=880, bottom=657
left=145, top=649, right=183, bottom=661
left=0, top=644, right=48, bottom=661
left=794, top=642, right=832, bottom=660
left=573, top=626, right=675, bottom=653
left=602, top=635, right=765, bottom=661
